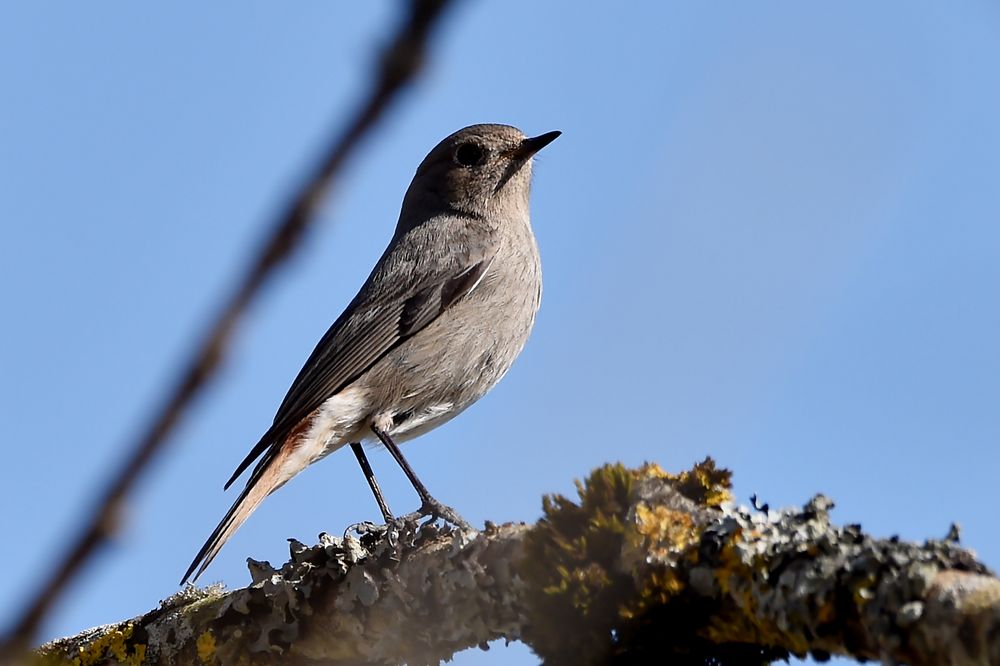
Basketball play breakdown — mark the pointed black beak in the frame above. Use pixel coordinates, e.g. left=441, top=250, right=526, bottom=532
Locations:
left=495, top=130, right=561, bottom=193
left=517, top=130, right=561, bottom=158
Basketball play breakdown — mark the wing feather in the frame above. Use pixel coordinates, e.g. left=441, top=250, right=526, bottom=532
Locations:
left=224, top=226, right=497, bottom=490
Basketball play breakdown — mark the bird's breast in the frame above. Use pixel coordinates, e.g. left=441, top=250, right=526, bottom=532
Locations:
left=363, top=227, right=541, bottom=434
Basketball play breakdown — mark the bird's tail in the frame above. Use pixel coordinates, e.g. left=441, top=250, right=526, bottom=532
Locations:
left=181, top=447, right=288, bottom=585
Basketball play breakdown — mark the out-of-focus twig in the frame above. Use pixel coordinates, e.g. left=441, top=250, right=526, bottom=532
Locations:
left=0, top=0, right=454, bottom=652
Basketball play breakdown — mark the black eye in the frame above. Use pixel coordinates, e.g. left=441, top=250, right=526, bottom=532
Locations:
left=454, top=142, right=485, bottom=167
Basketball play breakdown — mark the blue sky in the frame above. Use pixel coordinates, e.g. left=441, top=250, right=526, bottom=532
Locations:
left=2, top=3, right=999, bottom=664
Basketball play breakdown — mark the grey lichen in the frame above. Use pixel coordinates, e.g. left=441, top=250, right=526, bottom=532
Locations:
left=517, top=460, right=1000, bottom=665
left=39, top=518, right=528, bottom=665
left=693, top=492, right=994, bottom=664
left=36, top=461, right=1000, bottom=666
left=213, top=519, right=528, bottom=664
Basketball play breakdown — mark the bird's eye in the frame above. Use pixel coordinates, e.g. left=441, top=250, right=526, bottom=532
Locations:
left=454, top=142, right=486, bottom=167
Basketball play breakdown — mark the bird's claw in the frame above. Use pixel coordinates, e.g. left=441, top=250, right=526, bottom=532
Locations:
left=343, top=520, right=380, bottom=538
left=400, top=497, right=473, bottom=531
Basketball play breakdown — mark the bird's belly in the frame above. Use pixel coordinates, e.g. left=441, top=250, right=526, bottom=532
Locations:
left=363, top=297, right=535, bottom=441
left=388, top=401, right=468, bottom=442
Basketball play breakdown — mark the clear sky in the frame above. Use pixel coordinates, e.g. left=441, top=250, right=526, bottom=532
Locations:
left=2, top=3, right=999, bottom=664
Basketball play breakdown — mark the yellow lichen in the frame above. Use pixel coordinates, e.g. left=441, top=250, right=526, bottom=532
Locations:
left=661, top=457, right=733, bottom=507
left=196, top=630, right=217, bottom=664
left=636, top=461, right=670, bottom=479
left=519, top=460, right=745, bottom=664
left=71, top=623, right=146, bottom=666
left=636, top=504, right=699, bottom=552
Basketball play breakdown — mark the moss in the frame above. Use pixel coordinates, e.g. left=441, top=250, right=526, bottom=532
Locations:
left=519, top=459, right=778, bottom=665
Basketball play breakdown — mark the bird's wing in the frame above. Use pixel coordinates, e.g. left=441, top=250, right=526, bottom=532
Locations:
left=223, top=225, right=498, bottom=490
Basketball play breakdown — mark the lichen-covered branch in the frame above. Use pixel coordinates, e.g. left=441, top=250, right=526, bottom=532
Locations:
left=38, top=461, right=1000, bottom=665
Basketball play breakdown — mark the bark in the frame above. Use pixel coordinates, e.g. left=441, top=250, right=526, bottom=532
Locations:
left=36, top=461, right=1000, bottom=665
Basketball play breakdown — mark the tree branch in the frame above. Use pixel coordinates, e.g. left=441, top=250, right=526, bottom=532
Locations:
left=38, top=461, right=1000, bottom=665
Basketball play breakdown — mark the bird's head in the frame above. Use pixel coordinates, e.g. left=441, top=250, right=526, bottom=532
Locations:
left=402, top=124, right=560, bottom=226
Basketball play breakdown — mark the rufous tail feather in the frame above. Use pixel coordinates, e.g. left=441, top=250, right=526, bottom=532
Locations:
left=181, top=449, right=284, bottom=584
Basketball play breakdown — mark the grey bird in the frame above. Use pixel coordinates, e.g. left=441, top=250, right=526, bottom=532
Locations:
left=181, top=123, right=559, bottom=584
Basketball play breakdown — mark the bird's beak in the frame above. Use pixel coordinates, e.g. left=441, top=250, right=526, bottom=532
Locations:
left=495, top=130, right=561, bottom=193
left=516, top=131, right=561, bottom=158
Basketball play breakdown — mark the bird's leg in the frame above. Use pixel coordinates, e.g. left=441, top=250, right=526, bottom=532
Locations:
left=350, top=442, right=394, bottom=523
left=370, top=423, right=472, bottom=530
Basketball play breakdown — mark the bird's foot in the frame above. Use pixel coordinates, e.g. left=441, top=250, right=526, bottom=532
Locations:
left=402, top=497, right=473, bottom=531
left=343, top=520, right=381, bottom=539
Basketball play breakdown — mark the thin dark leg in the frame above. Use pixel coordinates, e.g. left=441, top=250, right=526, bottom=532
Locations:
left=370, top=423, right=471, bottom=529
left=350, top=442, right=394, bottom=523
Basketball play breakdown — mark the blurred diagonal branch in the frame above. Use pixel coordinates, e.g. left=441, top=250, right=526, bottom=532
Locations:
left=0, top=0, right=454, bottom=653
left=37, top=461, right=1000, bottom=665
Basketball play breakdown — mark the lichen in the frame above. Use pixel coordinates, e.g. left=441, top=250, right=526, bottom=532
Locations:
left=195, top=631, right=216, bottom=664
left=36, top=460, right=995, bottom=665
left=692, top=493, right=993, bottom=663
left=658, top=459, right=733, bottom=508
left=67, top=623, right=146, bottom=666
left=519, top=458, right=771, bottom=665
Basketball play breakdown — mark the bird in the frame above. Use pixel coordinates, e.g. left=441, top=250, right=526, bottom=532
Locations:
left=181, top=123, right=559, bottom=584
